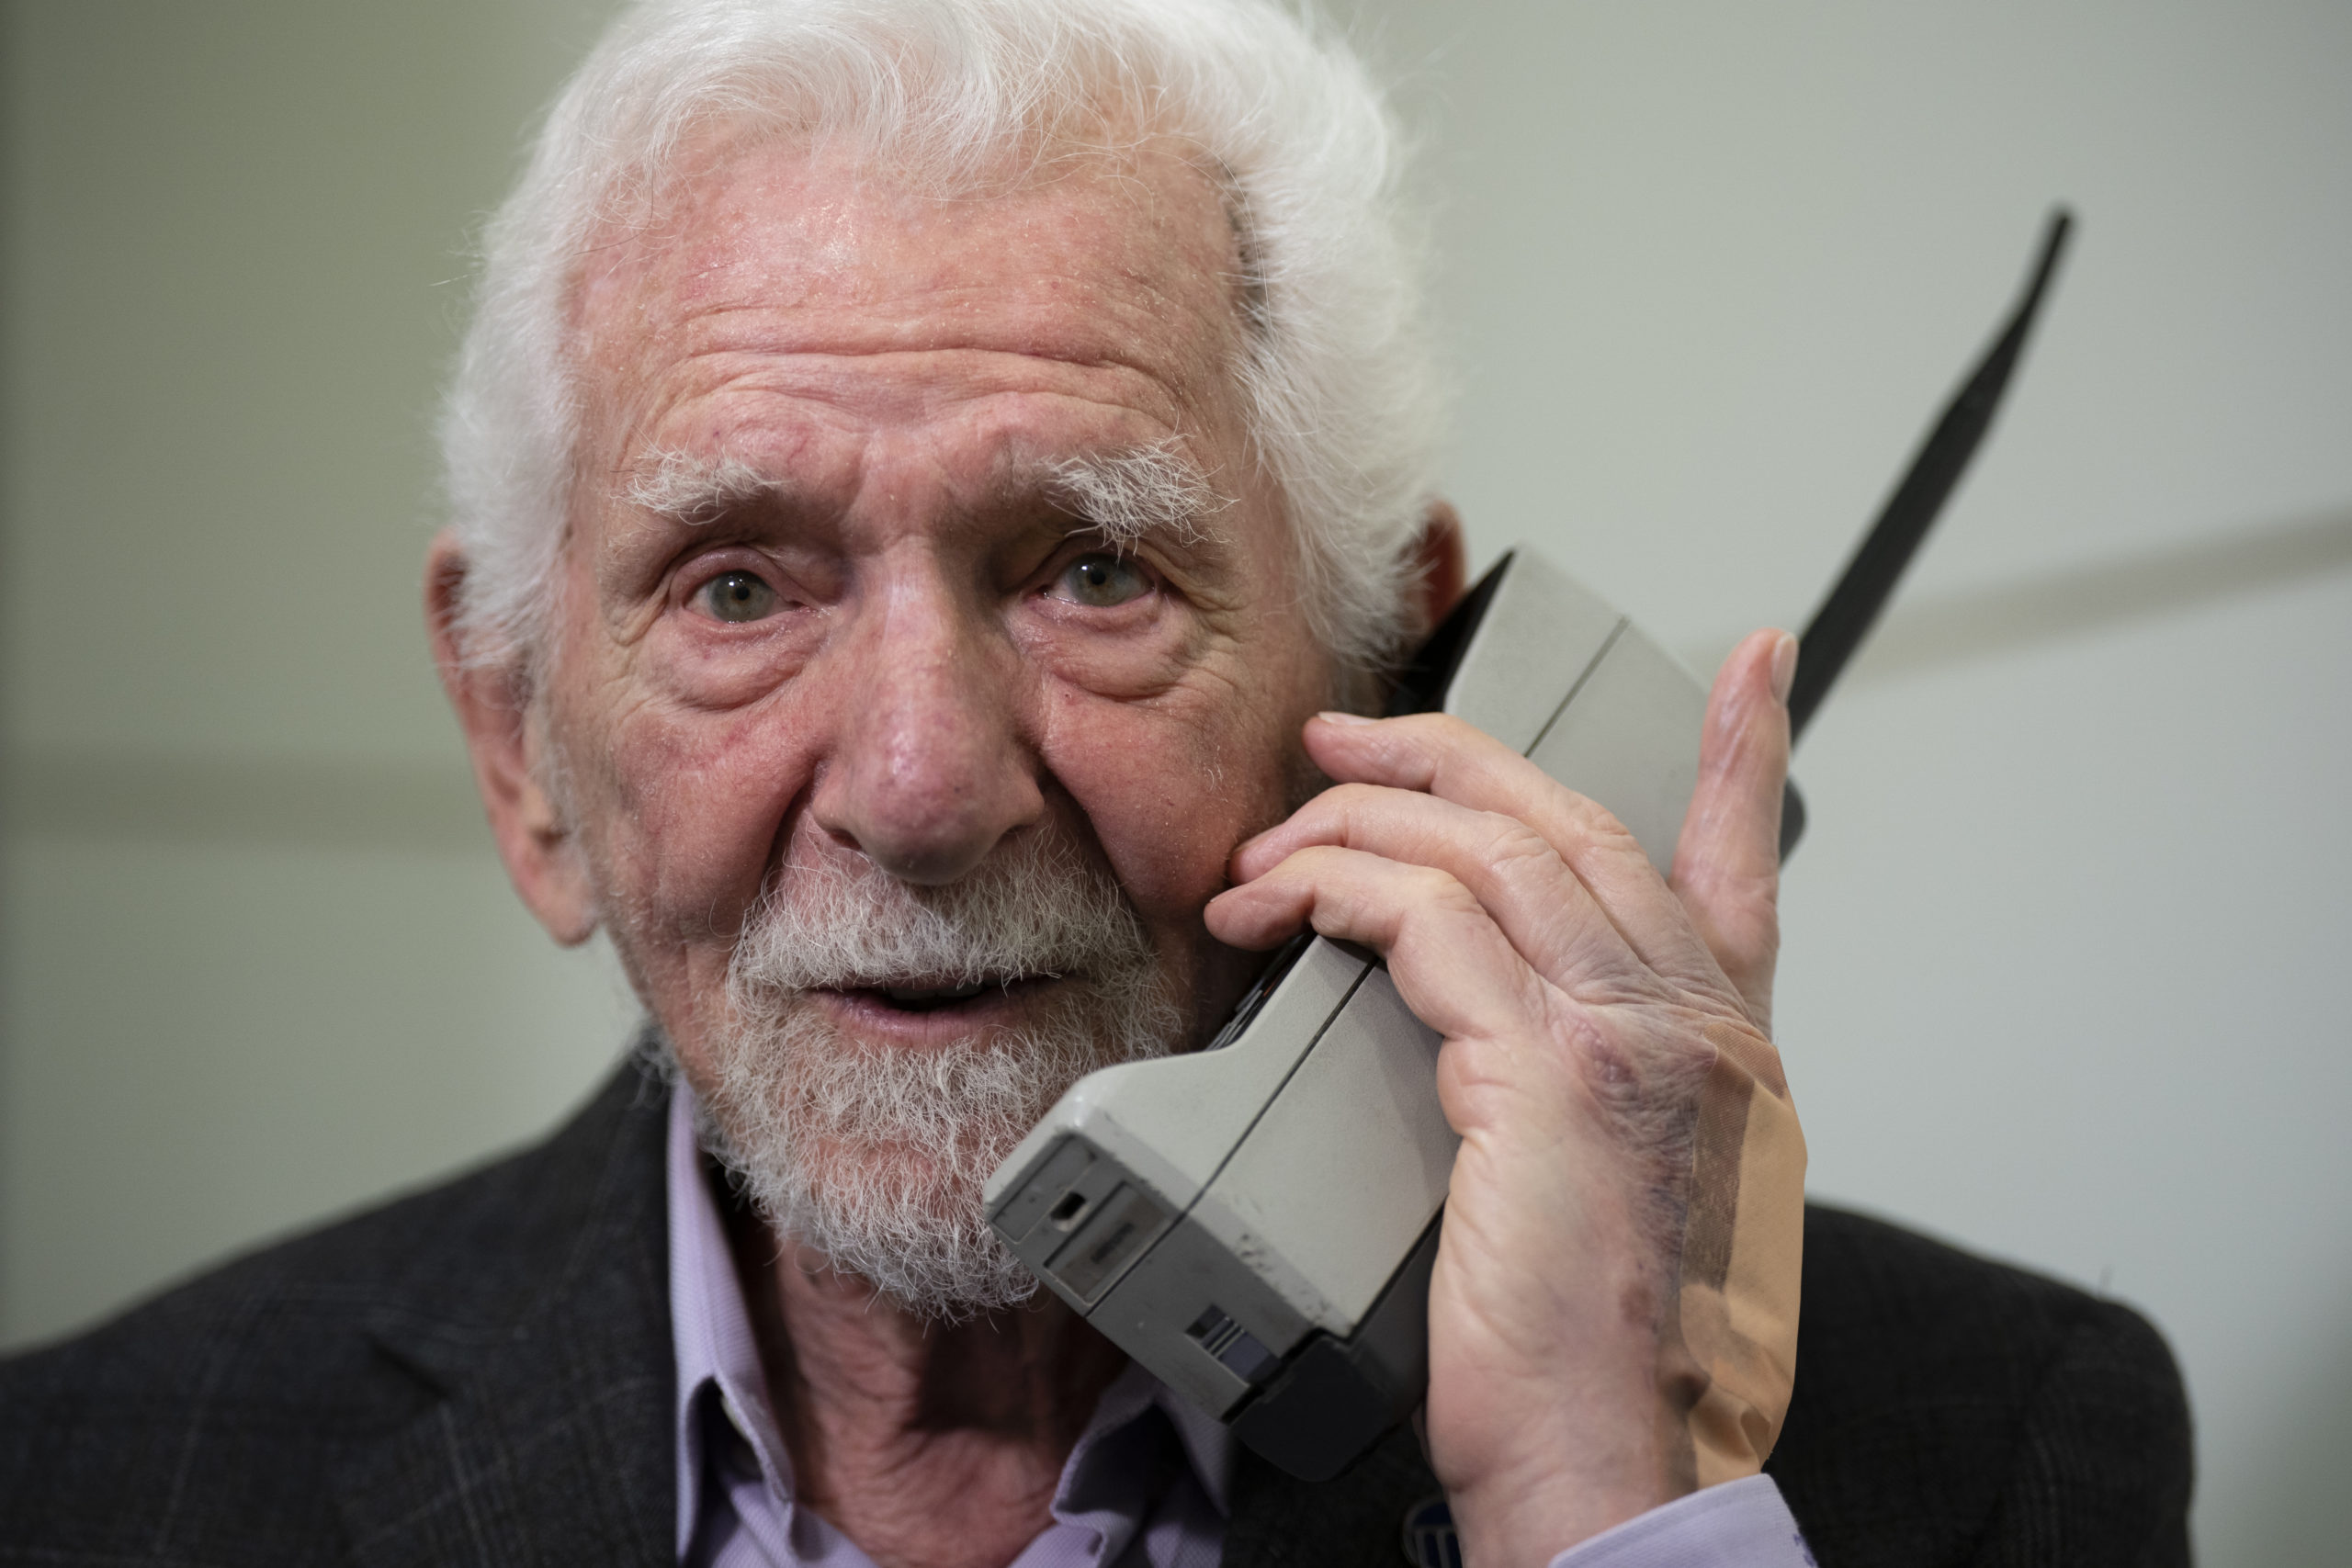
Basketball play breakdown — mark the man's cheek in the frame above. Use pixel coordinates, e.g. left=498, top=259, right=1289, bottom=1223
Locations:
left=591, top=704, right=811, bottom=942
left=1044, top=694, right=1295, bottom=921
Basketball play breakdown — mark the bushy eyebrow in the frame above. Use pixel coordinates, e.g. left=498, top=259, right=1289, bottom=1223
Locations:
left=620, top=449, right=780, bottom=522
left=616, top=438, right=1232, bottom=548
left=1040, top=440, right=1230, bottom=550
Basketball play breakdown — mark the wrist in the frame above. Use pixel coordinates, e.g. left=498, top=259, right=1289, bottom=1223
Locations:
left=1443, top=1427, right=1689, bottom=1567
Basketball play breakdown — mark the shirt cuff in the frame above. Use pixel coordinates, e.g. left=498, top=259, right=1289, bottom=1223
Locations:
left=1545, top=1475, right=1814, bottom=1568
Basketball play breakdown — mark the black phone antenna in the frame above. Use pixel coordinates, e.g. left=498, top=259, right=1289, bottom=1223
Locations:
left=1776, top=209, right=2072, bottom=857
left=1788, top=209, right=2074, bottom=741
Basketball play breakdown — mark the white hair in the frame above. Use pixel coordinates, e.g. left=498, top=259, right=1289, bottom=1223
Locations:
left=439, top=0, right=1444, bottom=682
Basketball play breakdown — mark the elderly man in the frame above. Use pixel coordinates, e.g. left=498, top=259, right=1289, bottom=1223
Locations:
left=0, top=1, right=2189, bottom=1564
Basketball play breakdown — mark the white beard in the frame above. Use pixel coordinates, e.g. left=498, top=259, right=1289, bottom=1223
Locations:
left=688, top=836, right=1184, bottom=1320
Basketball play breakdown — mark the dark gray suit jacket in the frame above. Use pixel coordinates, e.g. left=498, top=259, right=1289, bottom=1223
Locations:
left=0, top=1066, right=2191, bottom=1565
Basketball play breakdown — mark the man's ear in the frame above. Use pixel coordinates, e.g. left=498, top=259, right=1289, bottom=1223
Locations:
left=425, top=529, right=599, bottom=946
left=1407, top=499, right=1468, bottom=637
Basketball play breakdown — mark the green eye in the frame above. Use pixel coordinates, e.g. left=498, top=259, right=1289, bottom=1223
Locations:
left=1056, top=552, right=1149, bottom=608
left=701, top=570, right=778, bottom=623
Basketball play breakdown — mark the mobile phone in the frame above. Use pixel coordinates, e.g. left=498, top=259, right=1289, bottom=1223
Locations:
left=980, top=547, right=1699, bottom=1481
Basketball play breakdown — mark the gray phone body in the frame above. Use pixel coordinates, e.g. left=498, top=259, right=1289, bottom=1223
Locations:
left=980, top=547, right=1708, bottom=1481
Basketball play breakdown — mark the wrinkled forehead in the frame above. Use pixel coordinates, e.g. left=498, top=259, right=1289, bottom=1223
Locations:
left=568, top=128, right=1254, bottom=436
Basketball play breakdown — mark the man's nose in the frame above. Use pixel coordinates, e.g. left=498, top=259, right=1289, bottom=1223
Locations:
left=807, top=578, right=1044, bottom=885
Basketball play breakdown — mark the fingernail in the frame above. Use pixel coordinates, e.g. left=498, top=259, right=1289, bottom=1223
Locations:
left=1769, top=633, right=1798, bottom=705
left=1315, top=710, right=1377, bottom=727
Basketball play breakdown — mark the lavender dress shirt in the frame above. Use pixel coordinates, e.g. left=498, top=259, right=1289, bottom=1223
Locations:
left=663, top=1090, right=1809, bottom=1568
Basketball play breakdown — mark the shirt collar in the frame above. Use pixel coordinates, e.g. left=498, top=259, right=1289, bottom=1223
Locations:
left=667, top=1081, right=797, bottom=1557
left=664, top=1083, right=1232, bottom=1561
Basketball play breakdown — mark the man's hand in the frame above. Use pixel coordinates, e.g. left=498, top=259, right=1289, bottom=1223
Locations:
left=1204, top=627, right=1803, bottom=1564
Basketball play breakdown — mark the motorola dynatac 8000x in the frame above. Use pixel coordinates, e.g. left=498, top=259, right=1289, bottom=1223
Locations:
left=981, top=547, right=1706, bottom=1482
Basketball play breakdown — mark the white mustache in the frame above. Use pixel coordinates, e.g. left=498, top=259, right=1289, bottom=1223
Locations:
left=728, top=834, right=1156, bottom=1001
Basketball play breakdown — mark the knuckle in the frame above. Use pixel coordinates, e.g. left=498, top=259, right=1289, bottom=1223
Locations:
left=1304, top=782, right=1403, bottom=841
left=1391, top=865, right=1480, bottom=930
left=1479, top=811, right=1557, bottom=865
left=1678, top=862, right=1782, bottom=928
left=1410, top=863, right=1471, bottom=904
left=1326, top=781, right=1390, bottom=817
left=1263, top=843, right=1335, bottom=885
left=1403, top=711, right=1477, bottom=747
left=1298, top=841, right=1360, bottom=874
left=1397, top=712, right=1502, bottom=775
left=1476, top=813, right=1569, bottom=898
left=1559, top=791, right=1642, bottom=852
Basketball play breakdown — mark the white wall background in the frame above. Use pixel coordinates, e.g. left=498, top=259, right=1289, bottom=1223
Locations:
left=4, top=3, right=2346, bottom=1562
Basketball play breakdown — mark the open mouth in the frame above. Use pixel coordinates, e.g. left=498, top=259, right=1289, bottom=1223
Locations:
left=837, top=974, right=1060, bottom=1015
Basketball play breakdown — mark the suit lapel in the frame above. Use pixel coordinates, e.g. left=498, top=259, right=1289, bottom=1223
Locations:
left=332, top=1063, right=678, bottom=1567
left=322, top=1059, right=1440, bottom=1568
left=1222, top=1424, right=1438, bottom=1568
